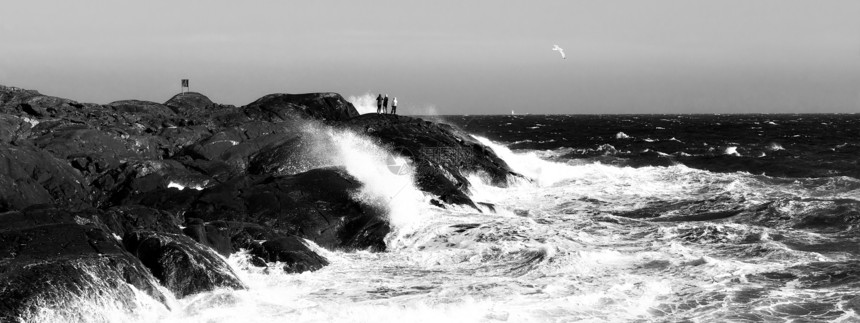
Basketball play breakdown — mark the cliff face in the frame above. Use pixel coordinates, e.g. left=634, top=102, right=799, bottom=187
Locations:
left=0, top=84, right=514, bottom=317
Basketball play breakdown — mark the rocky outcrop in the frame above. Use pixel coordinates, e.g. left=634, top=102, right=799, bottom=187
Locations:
left=0, top=207, right=169, bottom=321
left=0, top=143, right=92, bottom=212
left=122, top=230, right=246, bottom=298
left=185, top=220, right=329, bottom=273
left=243, top=93, right=359, bottom=122
left=345, top=114, right=518, bottom=207
left=180, top=167, right=389, bottom=251
left=0, top=84, right=519, bottom=306
left=164, top=92, right=218, bottom=116
left=260, top=236, right=329, bottom=273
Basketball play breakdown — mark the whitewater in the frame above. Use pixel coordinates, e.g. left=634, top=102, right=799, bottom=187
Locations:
left=31, top=113, right=859, bottom=323
left=69, top=118, right=851, bottom=323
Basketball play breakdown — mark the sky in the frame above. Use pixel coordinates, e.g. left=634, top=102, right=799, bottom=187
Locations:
left=1, top=0, right=859, bottom=114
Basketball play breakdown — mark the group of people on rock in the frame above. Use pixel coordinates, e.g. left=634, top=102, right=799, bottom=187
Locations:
left=376, top=94, right=397, bottom=114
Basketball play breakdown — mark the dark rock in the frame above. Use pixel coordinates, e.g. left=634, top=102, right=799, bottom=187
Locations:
left=0, top=86, right=83, bottom=119
left=0, top=114, right=35, bottom=143
left=247, top=135, right=328, bottom=176
left=261, top=236, right=329, bottom=273
left=32, top=123, right=159, bottom=178
left=177, top=123, right=304, bottom=175
left=0, top=210, right=168, bottom=321
left=0, top=143, right=91, bottom=212
left=183, top=167, right=389, bottom=250
left=243, top=93, right=359, bottom=122
left=92, top=159, right=211, bottom=208
left=156, top=124, right=215, bottom=157
left=345, top=114, right=518, bottom=207
left=99, top=205, right=183, bottom=237
left=123, top=230, right=246, bottom=297
left=164, top=92, right=217, bottom=116
left=194, top=221, right=329, bottom=271
left=108, top=100, right=177, bottom=122
left=182, top=218, right=233, bottom=256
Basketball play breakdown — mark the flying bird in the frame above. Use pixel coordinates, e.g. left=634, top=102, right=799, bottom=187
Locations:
left=552, top=44, right=566, bottom=59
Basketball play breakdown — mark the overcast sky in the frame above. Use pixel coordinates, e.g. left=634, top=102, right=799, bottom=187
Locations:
left=1, top=1, right=859, bottom=114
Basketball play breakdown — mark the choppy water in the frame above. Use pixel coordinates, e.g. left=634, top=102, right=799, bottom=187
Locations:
left=52, top=115, right=860, bottom=322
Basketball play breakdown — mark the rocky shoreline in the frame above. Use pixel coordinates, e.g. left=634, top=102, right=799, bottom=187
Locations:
left=0, top=84, right=517, bottom=320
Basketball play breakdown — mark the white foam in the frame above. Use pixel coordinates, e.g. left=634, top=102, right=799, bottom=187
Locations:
left=22, top=116, right=40, bottom=127
left=345, top=92, right=379, bottom=115
left=767, top=142, right=785, bottom=151
left=347, top=93, right=438, bottom=115
left=616, top=132, right=631, bottom=139
left=299, top=123, right=428, bottom=230
left=167, top=181, right=205, bottom=191
left=473, top=135, right=585, bottom=186
left=723, top=146, right=741, bottom=156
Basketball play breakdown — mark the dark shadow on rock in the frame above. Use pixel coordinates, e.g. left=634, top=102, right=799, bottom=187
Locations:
left=0, top=208, right=169, bottom=321
left=181, top=167, right=390, bottom=251
left=123, top=230, right=246, bottom=298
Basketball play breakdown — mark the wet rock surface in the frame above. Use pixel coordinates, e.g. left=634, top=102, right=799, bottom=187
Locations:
left=345, top=114, right=518, bottom=207
left=0, top=207, right=169, bottom=321
left=123, top=230, right=246, bottom=298
left=0, top=84, right=514, bottom=307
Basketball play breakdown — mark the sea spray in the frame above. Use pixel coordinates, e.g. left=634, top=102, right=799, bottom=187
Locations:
left=297, top=122, right=429, bottom=231
left=472, top=135, right=584, bottom=186
left=18, top=262, right=175, bottom=323
left=346, top=93, right=440, bottom=116
left=345, top=92, right=379, bottom=115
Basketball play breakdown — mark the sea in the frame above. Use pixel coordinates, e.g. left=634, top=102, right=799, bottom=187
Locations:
left=59, top=114, right=860, bottom=322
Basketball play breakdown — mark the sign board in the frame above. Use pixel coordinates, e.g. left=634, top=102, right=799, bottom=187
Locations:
left=181, top=79, right=189, bottom=87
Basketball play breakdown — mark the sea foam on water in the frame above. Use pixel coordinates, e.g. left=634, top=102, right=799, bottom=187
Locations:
left=80, top=118, right=860, bottom=322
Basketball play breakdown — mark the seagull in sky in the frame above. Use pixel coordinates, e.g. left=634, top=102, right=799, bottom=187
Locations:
left=552, top=44, right=566, bottom=59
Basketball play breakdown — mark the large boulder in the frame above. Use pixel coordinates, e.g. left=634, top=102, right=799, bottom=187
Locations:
left=92, top=159, right=212, bottom=208
left=179, top=167, right=390, bottom=250
left=345, top=114, right=518, bottom=207
left=123, top=230, right=246, bottom=298
left=0, top=143, right=91, bottom=212
left=0, top=208, right=169, bottom=322
left=260, top=236, right=329, bottom=273
left=176, top=120, right=308, bottom=176
left=183, top=220, right=330, bottom=273
left=182, top=218, right=233, bottom=256
left=242, top=93, right=359, bottom=122
left=164, top=92, right=218, bottom=116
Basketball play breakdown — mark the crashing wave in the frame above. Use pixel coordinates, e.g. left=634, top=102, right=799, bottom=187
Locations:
left=723, top=146, right=741, bottom=157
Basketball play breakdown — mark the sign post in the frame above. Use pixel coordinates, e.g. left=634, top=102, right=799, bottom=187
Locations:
left=181, top=79, right=189, bottom=93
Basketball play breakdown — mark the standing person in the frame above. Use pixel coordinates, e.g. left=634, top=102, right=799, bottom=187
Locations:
left=376, top=94, right=383, bottom=114
left=391, top=97, right=397, bottom=115
left=383, top=94, right=389, bottom=114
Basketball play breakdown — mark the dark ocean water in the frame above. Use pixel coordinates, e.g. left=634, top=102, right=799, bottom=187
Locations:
left=443, top=114, right=860, bottom=179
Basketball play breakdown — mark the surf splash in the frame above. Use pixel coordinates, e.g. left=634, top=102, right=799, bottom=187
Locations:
left=345, top=93, right=379, bottom=115
left=63, top=116, right=860, bottom=322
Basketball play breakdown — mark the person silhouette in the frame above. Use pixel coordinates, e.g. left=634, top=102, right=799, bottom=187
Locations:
left=376, top=94, right=383, bottom=114
left=391, top=97, right=397, bottom=115
left=383, top=94, right=389, bottom=114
